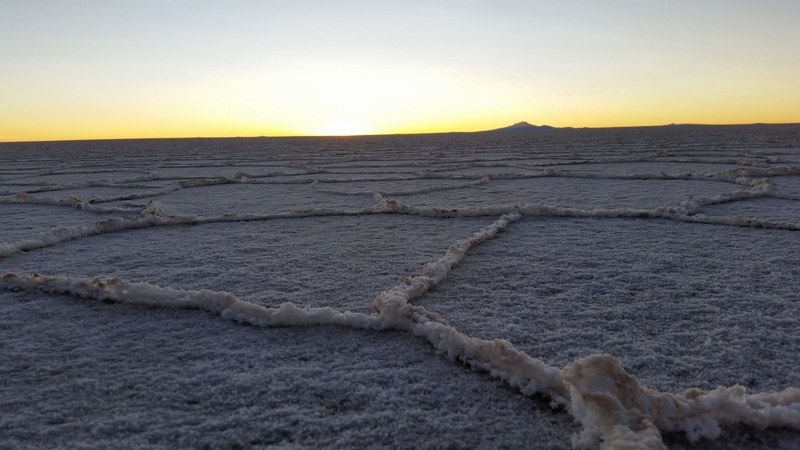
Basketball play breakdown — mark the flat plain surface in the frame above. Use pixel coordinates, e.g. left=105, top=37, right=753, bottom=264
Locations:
left=2, top=125, right=800, bottom=449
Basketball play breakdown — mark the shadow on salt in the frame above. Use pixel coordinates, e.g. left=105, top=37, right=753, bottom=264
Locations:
left=776, top=152, right=800, bottom=164
left=312, top=178, right=480, bottom=195
left=553, top=161, right=742, bottom=176
left=394, top=177, right=735, bottom=210
left=773, top=175, right=800, bottom=195
left=150, top=165, right=309, bottom=179
left=700, top=197, right=800, bottom=223
left=31, top=185, right=174, bottom=200
left=153, top=182, right=372, bottom=215
left=426, top=166, right=539, bottom=176
left=13, top=170, right=149, bottom=186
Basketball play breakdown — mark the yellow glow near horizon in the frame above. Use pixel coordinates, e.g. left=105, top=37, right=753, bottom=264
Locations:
left=3, top=55, right=799, bottom=142
left=2, top=62, right=799, bottom=141
left=2, top=1, right=800, bottom=142
left=0, top=62, right=531, bottom=141
left=4, top=62, right=528, bottom=141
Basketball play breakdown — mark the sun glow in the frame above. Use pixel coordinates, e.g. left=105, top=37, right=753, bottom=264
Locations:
left=318, top=122, right=371, bottom=136
left=0, top=61, right=527, bottom=141
left=212, top=62, right=527, bottom=138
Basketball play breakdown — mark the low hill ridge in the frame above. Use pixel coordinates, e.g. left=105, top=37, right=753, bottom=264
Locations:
left=484, top=121, right=554, bottom=132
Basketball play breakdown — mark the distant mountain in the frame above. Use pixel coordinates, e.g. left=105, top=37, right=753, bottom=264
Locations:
left=482, top=121, right=555, bottom=133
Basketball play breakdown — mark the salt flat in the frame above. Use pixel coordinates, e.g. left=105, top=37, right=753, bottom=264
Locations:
left=2, top=125, right=800, bottom=449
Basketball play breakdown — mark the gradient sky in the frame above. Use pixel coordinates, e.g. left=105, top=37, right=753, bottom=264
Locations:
left=2, top=0, right=800, bottom=141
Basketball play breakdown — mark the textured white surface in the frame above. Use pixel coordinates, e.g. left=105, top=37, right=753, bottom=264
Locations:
left=2, top=125, right=800, bottom=449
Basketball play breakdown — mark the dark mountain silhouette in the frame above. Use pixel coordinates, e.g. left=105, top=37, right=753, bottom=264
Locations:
left=483, top=121, right=555, bottom=133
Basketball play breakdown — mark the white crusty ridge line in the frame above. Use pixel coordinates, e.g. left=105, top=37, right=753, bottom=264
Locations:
left=0, top=202, right=198, bottom=259
left=0, top=273, right=383, bottom=329
left=10, top=161, right=800, bottom=214
left=3, top=254, right=799, bottom=450
left=373, top=182, right=800, bottom=230
left=2, top=176, right=798, bottom=261
left=563, top=354, right=800, bottom=449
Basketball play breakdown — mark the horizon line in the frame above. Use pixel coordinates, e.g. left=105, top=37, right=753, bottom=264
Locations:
left=2, top=121, right=799, bottom=144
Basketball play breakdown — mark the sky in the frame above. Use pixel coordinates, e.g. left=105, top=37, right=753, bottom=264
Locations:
left=2, top=0, right=800, bottom=141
